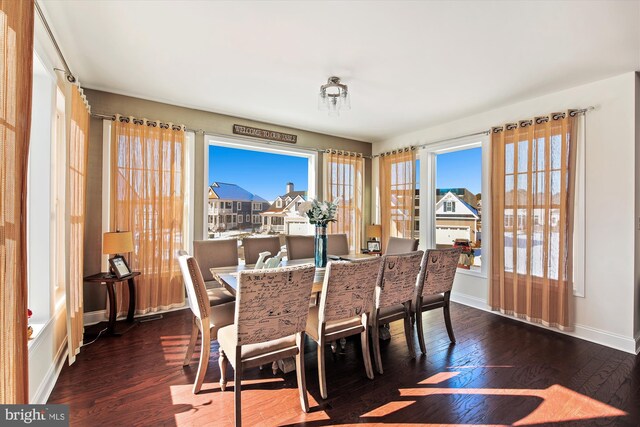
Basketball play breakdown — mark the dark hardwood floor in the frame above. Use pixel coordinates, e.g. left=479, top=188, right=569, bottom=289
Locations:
left=48, top=303, right=640, bottom=426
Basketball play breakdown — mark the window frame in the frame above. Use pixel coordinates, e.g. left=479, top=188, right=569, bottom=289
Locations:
left=204, top=134, right=318, bottom=239
left=420, top=137, right=489, bottom=278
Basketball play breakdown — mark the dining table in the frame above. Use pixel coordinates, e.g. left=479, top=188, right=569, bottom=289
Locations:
left=209, top=253, right=377, bottom=374
left=210, top=253, right=375, bottom=296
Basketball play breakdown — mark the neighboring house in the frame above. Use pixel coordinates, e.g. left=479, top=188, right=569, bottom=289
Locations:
left=435, top=188, right=481, bottom=246
left=260, top=182, right=309, bottom=234
left=207, top=182, right=270, bottom=232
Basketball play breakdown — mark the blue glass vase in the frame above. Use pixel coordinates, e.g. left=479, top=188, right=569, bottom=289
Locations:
left=315, top=225, right=328, bottom=268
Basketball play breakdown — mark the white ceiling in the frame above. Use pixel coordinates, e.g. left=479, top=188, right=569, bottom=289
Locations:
left=38, top=1, right=640, bottom=142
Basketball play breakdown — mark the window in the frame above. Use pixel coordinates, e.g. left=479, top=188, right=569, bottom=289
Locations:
left=444, top=201, right=455, bottom=212
left=420, top=138, right=486, bottom=276
left=206, top=136, right=316, bottom=239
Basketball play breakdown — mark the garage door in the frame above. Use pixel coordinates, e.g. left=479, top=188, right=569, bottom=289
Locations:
left=287, top=222, right=309, bottom=235
left=436, top=226, right=470, bottom=245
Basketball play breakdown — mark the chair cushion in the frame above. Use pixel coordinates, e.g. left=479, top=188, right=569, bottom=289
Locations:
left=208, top=301, right=235, bottom=340
left=305, top=305, right=363, bottom=341
left=217, top=324, right=297, bottom=364
left=422, top=293, right=445, bottom=306
left=378, top=304, right=408, bottom=321
left=205, top=284, right=235, bottom=305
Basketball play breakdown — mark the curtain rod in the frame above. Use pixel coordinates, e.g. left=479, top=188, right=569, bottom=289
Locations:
left=34, top=0, right=76, bottom=83
left=91, top=113, right=373, bottom=159
left=374, top=106, right=594, bottom=157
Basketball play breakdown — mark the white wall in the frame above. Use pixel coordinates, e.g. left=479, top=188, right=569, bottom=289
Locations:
left=374, top=72, right=638, bottom=353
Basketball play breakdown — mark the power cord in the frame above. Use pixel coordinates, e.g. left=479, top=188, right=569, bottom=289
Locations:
left=83, top=327, right=108, bottom=346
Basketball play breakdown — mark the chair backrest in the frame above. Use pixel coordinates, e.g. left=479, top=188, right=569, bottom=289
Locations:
left=235, top=264, right=315, bottom=345
left=319, top=257, right=383, bottom=325
left=177, top=254, right=210, bottom=322
left=386, top=237, right=419, bottom=255
left=242, top=236, right=282, bottom=264
left=285, top=235, right=315, bottom=260
left=193, top=239, right=239, bottom=281
left=327, top=233, right=349, bottom=256
left=376, top=251, right=424, bottom=309
left=417, top=248, right=462, bottom=297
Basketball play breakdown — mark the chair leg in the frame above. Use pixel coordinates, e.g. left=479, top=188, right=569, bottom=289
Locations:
left=296, top=333, right=309, bottom=413
left=361, top=315, right=374, bottom=380
left=234, top=347, right=243, bottom=427
left=416, top=301, right=427, bottom=355
left=192, top=326, right=210, bottom=394
left=183, top=316, right=199, bottom=366
left=317, top=338, right=328, bottom=399
left=371, top=312, right=383, bottom=374
left=443, top=294, right=456, bottom=343
left=403, top=302, right=416, bottom=359
left=219, top=348, right=228, bottom=391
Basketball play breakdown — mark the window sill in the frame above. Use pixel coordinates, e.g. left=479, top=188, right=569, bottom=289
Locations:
left=27, top=323, right=46, bottom=350
left=456, top=268, right=487, bottom=279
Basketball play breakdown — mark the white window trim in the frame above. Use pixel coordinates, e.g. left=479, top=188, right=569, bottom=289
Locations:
left=204, top=133, right=318, bottom=229
left=237, top=201, right=241, bottom=210
left=420, top=137, right=489, bottom=279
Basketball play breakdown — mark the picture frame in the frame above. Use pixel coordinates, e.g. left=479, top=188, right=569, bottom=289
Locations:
left=109, top=255, right=132, bottom=279
left=367, top=240, right=381, bottom=252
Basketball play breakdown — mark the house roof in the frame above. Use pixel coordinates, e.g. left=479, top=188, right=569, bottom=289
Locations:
left=262, top=193, right=306, bottom=215
left=436, top=190, right=479, bottom=217
left=209, top=182, right=267, bottom=202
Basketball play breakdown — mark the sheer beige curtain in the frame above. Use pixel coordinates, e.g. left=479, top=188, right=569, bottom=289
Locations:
left=111, top=116, right=186, bottom=315
left=490, top=112, right=578, bottom=330
left=379, top=148, right=416, bottom=252
left=323, top=150, right=364, bottom=252
left=0, top=0, right=33, bottom=404
left=66, top=86, right=90, bottom=365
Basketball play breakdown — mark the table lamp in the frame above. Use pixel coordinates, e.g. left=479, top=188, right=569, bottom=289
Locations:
left=366, top=224, right=382, bottom=241
left=103, top=231, right=133, bottom=277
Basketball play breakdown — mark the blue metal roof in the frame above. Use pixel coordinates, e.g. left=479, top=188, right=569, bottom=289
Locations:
left=210, top=182, right=267, bottom=202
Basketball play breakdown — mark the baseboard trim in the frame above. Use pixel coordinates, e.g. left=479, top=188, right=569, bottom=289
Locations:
left=450, top=291, right=637, bottom=355
left=33, top=337, right=67, bottom=404
left=83, top=305, right=189, bottom=326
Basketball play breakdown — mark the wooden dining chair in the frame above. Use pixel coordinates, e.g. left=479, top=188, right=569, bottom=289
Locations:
left=177, top=253, right=235, bottom=394
left=414, top=248, right=462, bottom=354
left=285, top=235, right=315, bottom=260
left=306, top=257, right=383, bottom=399
left=327, top=233, right=349, bottom=256
left=217, top=264, right=316, bottom=426
left=242, top=236, right=281, bottom=264
left=386, top=236, right=419, bottom=255
left=193, top=239, right=237, bottom=305
left=371, top=251, right=423, bottom=374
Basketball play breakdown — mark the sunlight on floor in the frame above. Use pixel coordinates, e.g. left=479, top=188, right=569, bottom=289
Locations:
left=361, top=368, right=628, bottom=425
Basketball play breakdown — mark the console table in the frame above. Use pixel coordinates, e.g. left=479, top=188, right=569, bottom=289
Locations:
left=84, top=271, right=140, bottom=336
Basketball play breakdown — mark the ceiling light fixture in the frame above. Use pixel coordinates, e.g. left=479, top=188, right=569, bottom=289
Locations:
left=318, top=76, right=350, bottom=117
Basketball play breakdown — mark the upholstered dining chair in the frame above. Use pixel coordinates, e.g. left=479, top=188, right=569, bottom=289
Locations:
left=327, top=233, right=349, bottom=256
left=285, top=235, right=315, bottom=260
left=414, top=248, right=462, bottom=354
left=371, top=251, right=423, bottom=374
left=306, top=257, right=383, bottom=399
left=177, top=253, right=235, bottom=394
left=217, top=264, right=316, bottom=426
left=242, top=236, right=281, bottom=264
left=386, top=236, right=419, bottom=255
left=193, top=239, right=237, bottom=305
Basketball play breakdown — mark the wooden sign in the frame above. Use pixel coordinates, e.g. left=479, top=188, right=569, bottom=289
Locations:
left=233, top=124, right=297, bottom=144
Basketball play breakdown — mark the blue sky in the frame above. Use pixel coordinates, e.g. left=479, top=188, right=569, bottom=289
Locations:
left=209, top=145, right=482, bottom=200
left=436, top=147, right=482, bottom=194
left=209, top=146, right=308, bottom=201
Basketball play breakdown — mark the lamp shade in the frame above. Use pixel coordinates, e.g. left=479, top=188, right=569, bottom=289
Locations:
left=103, top=231, right=133, bottom=255
left=366, top=224, right=382, bottom=240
